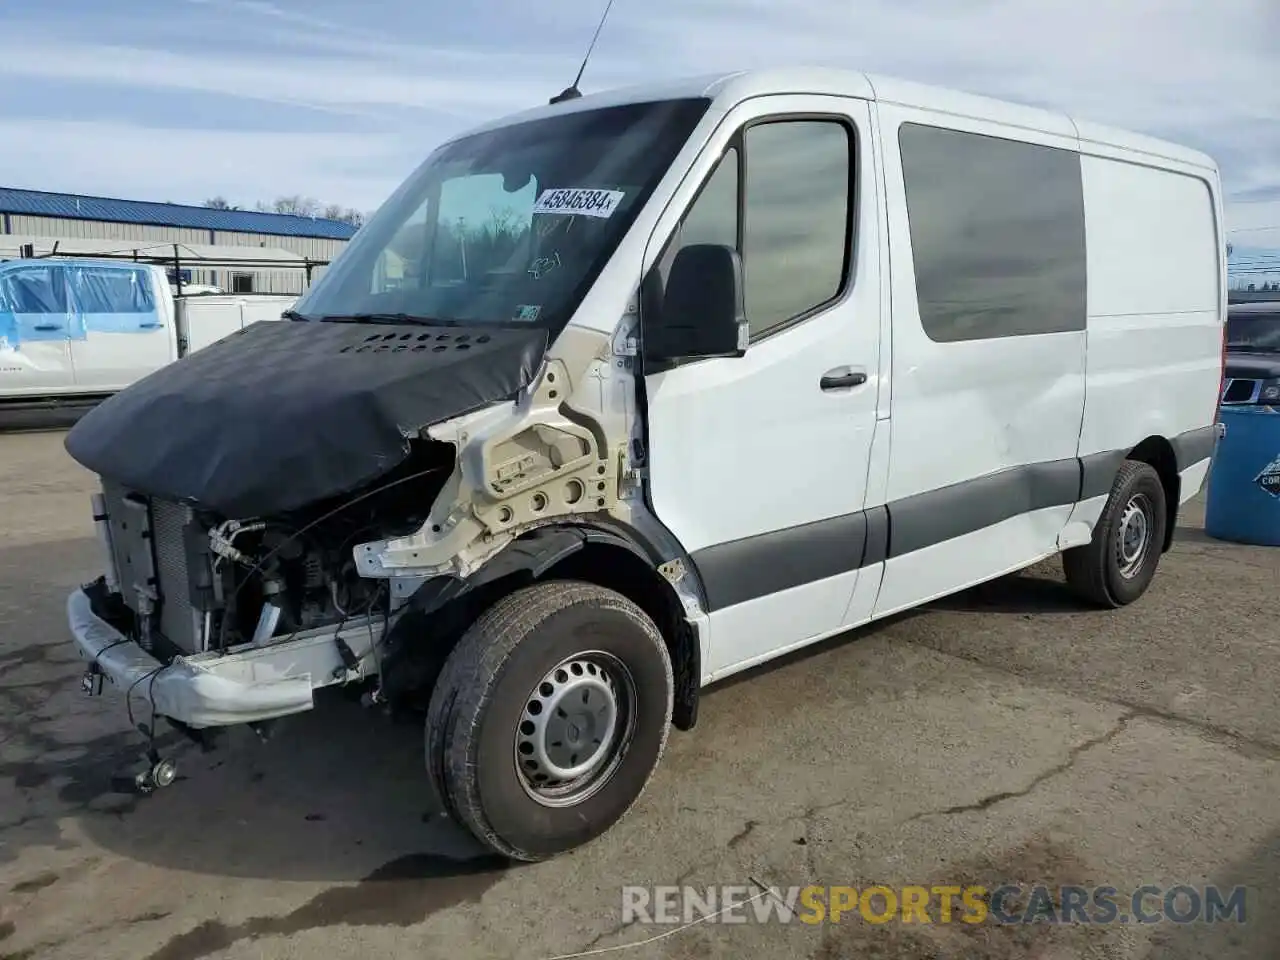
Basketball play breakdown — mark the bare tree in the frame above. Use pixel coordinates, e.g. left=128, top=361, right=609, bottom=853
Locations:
left=200, top=194, right=367, bottom=224
left=322, top=204, right=367, bottom=227
left=256, top=195, right=321, bottom=218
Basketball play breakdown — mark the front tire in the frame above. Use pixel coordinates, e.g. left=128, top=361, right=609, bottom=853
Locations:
left=425, top=581, right=673, bottom=862
left=1063, top=459, right=1168, bottom=607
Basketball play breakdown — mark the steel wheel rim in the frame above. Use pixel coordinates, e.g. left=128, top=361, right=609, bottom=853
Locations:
left=1115, top=493, right=1152, bottom=579
left=514, top=650, right=637, bottom=808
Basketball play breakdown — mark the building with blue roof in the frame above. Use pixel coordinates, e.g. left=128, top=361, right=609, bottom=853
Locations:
left=0, top=186, right=359, bottom=294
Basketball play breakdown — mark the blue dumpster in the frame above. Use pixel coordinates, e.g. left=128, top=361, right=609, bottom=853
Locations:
left=1205, top=405, right=1280, bottom=546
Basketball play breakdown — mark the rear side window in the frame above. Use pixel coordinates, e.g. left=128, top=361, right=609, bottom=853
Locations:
left=70, top=266, right=156, bottom=314
left=899, top=124, right=1086, bottom=342
left=0, top=264, right=67, bottom=314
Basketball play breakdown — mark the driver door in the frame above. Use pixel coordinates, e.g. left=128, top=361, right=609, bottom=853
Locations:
left=641, top=96, right=886, bottom=679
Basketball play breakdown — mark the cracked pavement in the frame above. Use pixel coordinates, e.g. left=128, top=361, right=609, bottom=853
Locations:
left=1, top=430, right=1278, bottom=960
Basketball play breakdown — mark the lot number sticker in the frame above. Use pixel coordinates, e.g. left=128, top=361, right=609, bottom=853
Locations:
left=533, top=188, right=625, bottom=218
left=1255, top=453, right=1280, bottom=498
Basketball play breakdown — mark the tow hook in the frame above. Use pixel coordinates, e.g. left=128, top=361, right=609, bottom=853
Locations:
left=139, top=754, right=179, bottom=793
left=112, top=748, right=178, bottom=796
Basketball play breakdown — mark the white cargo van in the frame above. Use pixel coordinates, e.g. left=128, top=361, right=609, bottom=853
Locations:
left=63, top=68, right=1225, bottom=861
left=0, top=258, right=295, bottom=422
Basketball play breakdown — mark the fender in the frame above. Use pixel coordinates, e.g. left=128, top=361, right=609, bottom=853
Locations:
left=406, top=523, right=651, bottom=615
left=393, top=522, right=702, bottom=730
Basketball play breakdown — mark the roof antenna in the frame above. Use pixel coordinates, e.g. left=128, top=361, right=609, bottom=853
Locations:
left=549, top=0, right=616, bottom=105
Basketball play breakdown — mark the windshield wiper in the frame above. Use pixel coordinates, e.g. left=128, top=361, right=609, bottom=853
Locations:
left=281, top=308, right=311, bottom=321
left=317, top=312, right=461, bottom=327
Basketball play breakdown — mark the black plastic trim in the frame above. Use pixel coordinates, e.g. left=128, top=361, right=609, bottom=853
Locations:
left=691, top=511, right=868, bottom=612
left=887, top=458, right=1080, bottom=559
left=1080, top=450, right=1127, bottom=500
left=862, top=505, right=889, bottom=568
left=1171, top=425, right=1219, bottom=471
left=686, top=425, right=1213, bottom=613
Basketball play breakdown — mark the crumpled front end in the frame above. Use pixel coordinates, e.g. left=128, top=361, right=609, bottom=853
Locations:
left=63, top=318, right=548, bottom=518
left=64, top=316, right=643, bottom=731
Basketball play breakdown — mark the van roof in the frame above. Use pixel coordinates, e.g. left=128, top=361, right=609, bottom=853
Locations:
left=453, top=66, right=1216, bottom=173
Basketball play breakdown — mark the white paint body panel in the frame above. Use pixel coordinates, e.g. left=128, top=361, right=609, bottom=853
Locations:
left=1075, top=152, right=1224, bottom=476
left=640, top=95, right=884, bottom=676
left=871, top=101, right=1087, bottom=617
left=1179, top=460, right=1212, bottom=504
left=873, top=506, right=1070, bottom=619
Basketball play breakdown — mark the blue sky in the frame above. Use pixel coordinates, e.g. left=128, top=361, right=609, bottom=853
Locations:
left=0, top=0, right=1276, bottom=243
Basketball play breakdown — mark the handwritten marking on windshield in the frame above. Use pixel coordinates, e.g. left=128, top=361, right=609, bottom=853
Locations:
left=529, top=252, right=562, bottom=281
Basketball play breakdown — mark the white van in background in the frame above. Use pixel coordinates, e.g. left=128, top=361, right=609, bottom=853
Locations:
left=0, top=258, right=294, bottom=423
left=64, top=68, right=1225, bottom=861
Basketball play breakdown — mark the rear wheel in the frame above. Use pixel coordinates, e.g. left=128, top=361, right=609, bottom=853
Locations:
left=1063, top=459, right=1168, bottom=607
left=425, top=581, right=673, bottom=861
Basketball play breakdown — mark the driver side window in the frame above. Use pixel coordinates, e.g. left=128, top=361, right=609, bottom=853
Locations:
left=676, top=148, right=738, bottom=251
left=660, top=117, right=854, bottom=340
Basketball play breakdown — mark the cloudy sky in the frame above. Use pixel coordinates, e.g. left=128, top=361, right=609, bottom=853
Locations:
left=0, top=0, right=1276, bottom=242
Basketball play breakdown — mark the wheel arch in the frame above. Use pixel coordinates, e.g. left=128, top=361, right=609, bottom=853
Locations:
left=394, top=522, right=703, bottom=731
left=1125, top=435, right=1180, bottom=552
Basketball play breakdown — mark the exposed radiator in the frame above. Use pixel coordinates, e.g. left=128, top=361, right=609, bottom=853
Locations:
left=150, top=498, right=204, bottom=654
left=99, top=481, right=206, bottom=655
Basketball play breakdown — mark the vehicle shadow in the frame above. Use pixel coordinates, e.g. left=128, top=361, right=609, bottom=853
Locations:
left=0, top=536, right=1159, bottom=886
left=0, top=535, right=497, bottom=884
left=925, top=562, right=1086, bottom=616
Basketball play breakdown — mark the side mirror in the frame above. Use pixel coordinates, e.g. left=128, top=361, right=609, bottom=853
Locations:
left=643, top=243, right=748, bottom=366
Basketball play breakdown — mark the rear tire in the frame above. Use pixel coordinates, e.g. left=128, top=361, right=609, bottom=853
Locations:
left=424, top=581, right=673, bottom=862
left=1063, top=459, right=1167, bottom=608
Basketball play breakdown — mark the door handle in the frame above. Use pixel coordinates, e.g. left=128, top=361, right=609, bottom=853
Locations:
left=32, top=323, right=62, bottom=331
left=820, top=366, right=868, bottom=391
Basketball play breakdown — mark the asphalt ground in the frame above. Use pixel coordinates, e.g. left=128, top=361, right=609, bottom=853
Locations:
left=1, top=429, right=1277, bottom=960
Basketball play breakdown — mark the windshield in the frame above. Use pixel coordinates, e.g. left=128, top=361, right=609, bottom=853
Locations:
left=294, top=98, right=711, bottom=331
left=1226, top=313, right=1280, bottom=352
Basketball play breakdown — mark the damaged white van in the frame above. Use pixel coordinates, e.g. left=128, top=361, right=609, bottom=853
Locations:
left=64, top=67, right=1226, bottom=861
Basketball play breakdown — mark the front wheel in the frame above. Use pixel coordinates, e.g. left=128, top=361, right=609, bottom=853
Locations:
left=1063, top=459, right=1168, bottom=607
left=425, top=581, right=673, bottom=861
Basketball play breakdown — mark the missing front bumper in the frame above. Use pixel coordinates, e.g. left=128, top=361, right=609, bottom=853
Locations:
left=66, top=587, right=387, bottom=729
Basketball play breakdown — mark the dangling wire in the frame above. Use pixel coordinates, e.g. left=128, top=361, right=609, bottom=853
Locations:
left=215, top=465, right=448, bottom=652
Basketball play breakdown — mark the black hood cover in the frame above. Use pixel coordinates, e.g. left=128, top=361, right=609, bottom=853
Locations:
left=64, top=320, right=548, bottom=518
